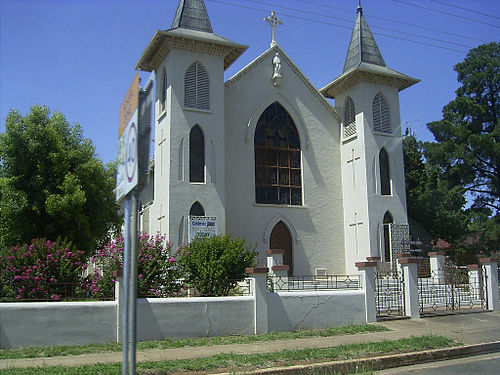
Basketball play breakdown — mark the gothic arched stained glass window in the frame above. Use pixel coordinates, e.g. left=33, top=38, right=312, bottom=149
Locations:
left=254, top=102, right=302, bottom=205
left=190, top=125, right=205, bottom=183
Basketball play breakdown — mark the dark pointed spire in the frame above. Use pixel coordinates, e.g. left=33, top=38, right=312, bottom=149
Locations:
left=343, top=3, right=386, bottom=72
left=171, top=0, right=213, bottom=33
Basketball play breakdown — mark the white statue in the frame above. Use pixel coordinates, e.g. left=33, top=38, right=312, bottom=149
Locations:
left=272, top=53, right=282, bottom=79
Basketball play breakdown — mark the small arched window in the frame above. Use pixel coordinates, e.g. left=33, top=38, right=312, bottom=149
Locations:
left=372, top=92, right=391, bottom=133
left=383, top=211, right=393, bottom=262
left=190, top=125, right=205, bottom=183
left=160, top=69, right=167, bottom=112
left=379, top=148, right=391, bottom=195
left=254, top=102, right=302, bottom=206
left=343, top=97, right=356, bottom=138
left=189, top=201, right=205, bottom=216
left=184, top=61, right=209, bottom=110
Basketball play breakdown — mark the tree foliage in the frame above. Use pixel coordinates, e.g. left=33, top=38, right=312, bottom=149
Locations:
left=403, top=131, right=469, bottom=243
left=0, top=105, right=121, bottom=253
left=425, top=42, right=499, bottom=214
left=177, top=234, right=256, bottom=296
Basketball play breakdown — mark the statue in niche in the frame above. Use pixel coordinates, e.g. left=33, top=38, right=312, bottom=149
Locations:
left=272, top=52, right=283, bottom=86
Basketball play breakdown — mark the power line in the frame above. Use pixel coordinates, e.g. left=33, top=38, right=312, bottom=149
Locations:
left=207, top=0, right=468, bottom=53
left=292, top=0, right=487, bottom=43
left=243, top=0, right=475, bottom=48
left=390, top=0, right=500, bottom=29
left=425, top=0, right=500, bottom=20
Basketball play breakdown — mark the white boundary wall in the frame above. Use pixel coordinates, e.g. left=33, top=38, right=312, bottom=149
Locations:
left=0, top=285, right=366, bottom=349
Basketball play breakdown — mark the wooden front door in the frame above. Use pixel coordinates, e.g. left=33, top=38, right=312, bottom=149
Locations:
left=270, top=221, right=293, bottom=276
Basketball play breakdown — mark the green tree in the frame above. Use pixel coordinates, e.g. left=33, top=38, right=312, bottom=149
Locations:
left=177, top=234, right=256, bottom=296
left=0, top=105, right=121, bottom=254
left=425, top=42, right=499, bottom=214
left=403, top=131, right=469, bottom=244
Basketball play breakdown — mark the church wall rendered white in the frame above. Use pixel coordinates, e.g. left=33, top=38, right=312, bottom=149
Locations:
left=150, top=49, right=227, bottom=244
left=337, top=82, right=409, bottom=273
left=224, top=48, right=346, bottom=274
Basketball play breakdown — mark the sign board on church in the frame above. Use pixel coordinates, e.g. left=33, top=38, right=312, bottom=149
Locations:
left=116, top=74, right=140, bottom=202
left=189, top=216, right=218, bottom=242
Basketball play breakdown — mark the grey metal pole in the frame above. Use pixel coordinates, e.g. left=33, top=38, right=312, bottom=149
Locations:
left=128, top=190, right=139, bottom=374
left=122, top=197, right=131, bottom=375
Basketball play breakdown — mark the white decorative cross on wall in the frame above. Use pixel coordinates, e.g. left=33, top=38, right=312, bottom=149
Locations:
left=346, top=148, right=361, bottom=188
left=264, top=11, right=283, bottom=47
left=349, top=213, right=364, bottom=254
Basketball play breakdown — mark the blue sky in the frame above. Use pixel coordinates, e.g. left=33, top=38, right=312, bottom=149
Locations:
left=1, top=0, right=499, bottom=164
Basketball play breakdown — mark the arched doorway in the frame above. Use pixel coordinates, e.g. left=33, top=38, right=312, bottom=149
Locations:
left=270, top=221, right=293, bottom=276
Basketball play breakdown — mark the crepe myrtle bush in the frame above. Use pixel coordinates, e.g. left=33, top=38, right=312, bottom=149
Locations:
left=177, top=234, right=257, bottom=296
left=88, top=233, right=182, bottom=298
left=0, top=238, right=88, bottom=301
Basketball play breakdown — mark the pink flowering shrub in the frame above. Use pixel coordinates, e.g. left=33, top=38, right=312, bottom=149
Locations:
left=0, top=238, right=88, bottom=301
left=88, top=233, right=181, bottom=298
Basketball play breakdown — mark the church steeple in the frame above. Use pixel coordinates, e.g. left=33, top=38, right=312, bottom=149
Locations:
left=343, top=1, right=386, bottom=72
left=171, top=0, right=213, bottom=33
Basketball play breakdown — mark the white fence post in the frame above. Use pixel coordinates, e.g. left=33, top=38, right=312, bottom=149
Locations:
left=467, top=264, right=482, bottom=300
left=480, top=258, right=500, bottom=311
left=246, top=267, right=269, bottom=334
left=399, top=258, right=420, bottom=319
left=429, top=252, right=445, bottom=280
left=114, top=271, right=124, bottom=343
left=355, top=261, right=377, bottom=323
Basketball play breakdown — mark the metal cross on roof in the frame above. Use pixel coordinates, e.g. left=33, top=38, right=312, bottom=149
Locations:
left=264, top=11, right=283, bottom=47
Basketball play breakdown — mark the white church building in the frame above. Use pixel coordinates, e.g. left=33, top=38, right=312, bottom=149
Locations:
left=135, top=0, right=419, bottom=275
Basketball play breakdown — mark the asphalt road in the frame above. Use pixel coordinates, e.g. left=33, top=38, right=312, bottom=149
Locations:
left=377, top=352, right=500, bottom=374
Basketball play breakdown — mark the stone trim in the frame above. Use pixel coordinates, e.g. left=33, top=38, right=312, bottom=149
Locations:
left=428, top=251, right=445, bottom=256
left=467, top=264, right=480, bottom=270
left=479, top=258, right=498, bottom=264
left=395, top=253, right=412, bottom=259
left=398, top=257, right=420, bottom=264
left=272, top=265, right=289, bottom=271
left=355, top=261, right=377, bottom=268
left=246, top=267, right=269, bottom=274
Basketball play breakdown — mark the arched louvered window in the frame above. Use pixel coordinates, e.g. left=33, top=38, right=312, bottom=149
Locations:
left=372, top=92, right=391, bottom=133
left=255, top=102, right=302, bottom=206
left=189, top=201, right=205, bottom=216
left=160, top=69, right=167, bottom=112
left=379, top=148, right=391, bottom=195
left=184, top=61, right=209, bottom=110
left=343, top=97, right=356, bottom=138
left=189, top=125, right=205, bottom=183
left=383, top=211, right=393, bottom=262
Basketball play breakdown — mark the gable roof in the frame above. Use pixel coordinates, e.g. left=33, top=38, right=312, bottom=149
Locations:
left=225, top=44, right=340, bottom=122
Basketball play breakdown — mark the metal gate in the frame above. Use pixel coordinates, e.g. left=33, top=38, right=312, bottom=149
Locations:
left=418, top=261, right=488, bottom=314
left=375, top=269, right=405, bottom=319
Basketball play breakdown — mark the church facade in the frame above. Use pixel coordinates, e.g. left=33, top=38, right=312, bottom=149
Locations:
left=135, top=0, right=419, bottom=274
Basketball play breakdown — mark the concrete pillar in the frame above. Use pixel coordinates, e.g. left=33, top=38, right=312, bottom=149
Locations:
left=399, top=258, right=420, bottom=319
left=467, top=264, right=482, bottom=300
left=480, top=258, right=500, bottom=311
left=355, top=261, right=377, bottom=323
left=113, top=271, right=124, bottom=343
left=429, top=252, right=445, bottom=280
left=246, top=267, right=269, bottom=334
left=395, top=253, right=411, bottom=275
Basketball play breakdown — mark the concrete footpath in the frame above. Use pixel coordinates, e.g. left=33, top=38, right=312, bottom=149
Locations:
left=2, top=310, right=500, bottom=372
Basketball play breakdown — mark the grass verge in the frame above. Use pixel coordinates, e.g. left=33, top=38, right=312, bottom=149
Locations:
left=0, top=324, right=388, bottom=360
left=0, top=335, right=456, bottom=375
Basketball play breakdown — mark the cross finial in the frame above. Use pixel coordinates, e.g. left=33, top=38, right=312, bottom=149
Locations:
left=264, top=11, right=283, bottom=47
